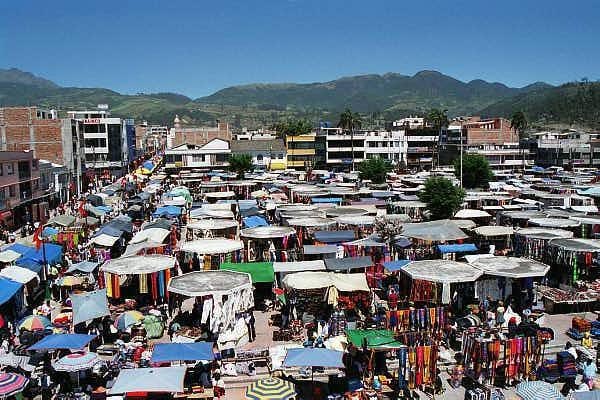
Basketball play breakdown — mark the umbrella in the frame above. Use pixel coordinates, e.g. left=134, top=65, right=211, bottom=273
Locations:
left=246, top=377, right=296, bottom=400
left=0, top=372, right=28, bottom=397
left=516, top=381, right=564, bottom=400
left=18, top=315, right=51, bottom=331
left=53, top=352, right=100, bottom=372
left=113, top=311, right=144, bottom=331
left=57, top=276, right=84, bottom=287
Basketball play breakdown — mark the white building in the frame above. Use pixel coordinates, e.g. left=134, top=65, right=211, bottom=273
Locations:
left=393, top=117, right=426, bottom=130
left=165, top=139, right=230, bottom=170
left=364, top=130, right=407, bottom=164
left=321, top=127, right=366, bottom=166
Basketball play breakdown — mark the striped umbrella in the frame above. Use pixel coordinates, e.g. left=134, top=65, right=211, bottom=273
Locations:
left=113, top=310, right=144, bottom=331
left=17, top=315, right=51, bottom=331
left=516, top=381, right=565, bottom=400
left=246, top=377, right=296, bottom=400
left=53, top=352, right=100, bottom=372
left=0, top=372, right=28, bottom=397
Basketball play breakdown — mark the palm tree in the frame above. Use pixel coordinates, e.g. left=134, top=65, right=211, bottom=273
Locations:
left=338, top=109, right=362, bottom=172
left=510, top=111, right=528, bottom=171
left=426, top=109, right=449, bottom=170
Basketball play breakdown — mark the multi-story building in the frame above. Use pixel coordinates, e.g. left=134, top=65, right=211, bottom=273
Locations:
left=319, top=127, right=365, bottom=168
left=67, top=109, right=131, bottom=178
left=286, top=133, right=316, bottom=170
left=136, top=122, right=168, bottom=154
left=233, top=128, right=277, bottom=141
left=168, top=116, right=231, bottom=148
left=392, top=117, right=426, bottom=130
left=230, top=139, right=286, bottom=170
left=364, top=130, right=406, bottom=164
left=404, top=128, right=438, bottom=170
left=165, top=139, right=230, bottom=170
left=534, top=130, right=600, bottom=168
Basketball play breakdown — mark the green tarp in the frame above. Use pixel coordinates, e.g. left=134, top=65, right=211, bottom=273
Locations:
left=219, top=262, right=274, bottom=283
left=346, top=329, right=404, bottom=350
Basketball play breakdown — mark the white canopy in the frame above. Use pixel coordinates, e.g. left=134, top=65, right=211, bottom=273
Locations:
left=528, top=218, right=580, bottom=228
left=402, top=260, right=483, bottom=283
left=109, top=366, right=186, bottom=394
left=469, top=256, right=550, bottom=278
left=162, top=197, right=186, bottom=206
left=335, top=215, right=376, bottom=226
left=273, top=260, right=326, bottom=273
left=130, top=228, right=171, bottom=244
left=0, top=265, right=39, bottom=283
left=0, top=250, right=22, bottom=263
left=204, top=191, right=236, bottom=199
left=241, top=226, right=296, bottom=239
left=187, top=219, right=239, bottom=231
left=100, top=255, right=175, bottom=275
left=325, top=207, right=369, bottom=217
left=454, top=209, right=492, bottom=219
left=168, top=270, right=252, bottom=297
left=282, top=271, right=370, bottom=292
left=179, top=238, right=243, bottom=255
left=286, top=217, right=337, bottom=228
left=473, top=226, right=515, bottom=237
left=89, top=234, right=120, bottom=247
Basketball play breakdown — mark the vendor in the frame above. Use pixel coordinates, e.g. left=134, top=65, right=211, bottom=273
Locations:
left=582, top=332, right=593, bottom=349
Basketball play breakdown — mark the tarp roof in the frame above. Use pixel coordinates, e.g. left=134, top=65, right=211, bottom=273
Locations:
left=0, top=249, right=22, bottom=263
left=282, top=271, right=370, bottom=291
left=454, top=209, right=492, bottom=219
left=283, top=348, right=344, bottom=368
left=123, top=239, right=166, bottom=257
left=243, top=216, right=269, bottom=228
left=287, top=217, right=337, bottom=228
left=151, top=343, right=214, bottom=363
left=143, top=218, right=174, bottom=231
left=187, top=219, right=238, bottom=231
left=548, top=238, right=600, bottom=252
left=153, top=205, right=182, bottom=218
left=47, top=214, right=76, bottom=227
left=179, top=239, right=243, bottom=255
left=325, top=207, right=369, bottom=217
left=17, top=243, right=63, bottom=267
left=324, top=256, right=373, bottom=271
left=514, top=227, right=574, bottom=240
left=71, top=289, right=110, bottom=325
left=473, top=226, right=515, bottom=236
left=313, top=230, right=355, bottom=243
left=241, top=226, right=295, bottom=239
left=67, top=260, right=99, bottom=273
left=303, top=245, right=338, bottom=255
left=346, top=329, right=404, bottom=350
left=5, top=243, right=33, bottom=256
left=109, top=366, right=186, bottom=394
left=402, top=219, right=468, bottom=241
left=28, top=334, right=97, bottom=350
left=0, top=265, right=38, bottom=284
left=220, top=262, right=274, bottom=283
left=402, top=260, right=483, bottom=283
left=311, top=197, right=343, bottom=204
left=168, top=270, right=252, bottom=297
left=89, top=233, right=120, bottom=247
left=273, top=260, right=326, bottom=273
left=383, top=259, right=410, bottom=272
left=335, top=215, right=375, bottom=226
left=100, top=255, right=175, bottom=275
left=469, top=256, right=550, bottom=278
left=529, top=218, right=580, bottom=228
left=0, top=277, right=22, bottom=305
left=438, top=243, right=478, bottom=254
left=130, top=228, right=171, bottom=244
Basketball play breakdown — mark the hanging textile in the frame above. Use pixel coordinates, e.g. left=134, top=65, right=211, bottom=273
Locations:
left=139, top=273, right=148, bottom=293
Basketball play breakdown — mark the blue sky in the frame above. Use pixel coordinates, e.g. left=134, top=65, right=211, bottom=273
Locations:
left=1, top=0, right=598, bottom=98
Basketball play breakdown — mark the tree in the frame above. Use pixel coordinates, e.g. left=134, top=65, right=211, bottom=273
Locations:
left=426, top=109, right=449, bottom=169
left=418, top=177, right=465, bottom=220
left=338, top=109, right=362, bottom=171
left=228, top=153, right=253, bottom=178
left=454, top=154, right=494, bottom=189
left=358, top=157, right=392, bottom=184
left=510, top=111, right=528, bottom=137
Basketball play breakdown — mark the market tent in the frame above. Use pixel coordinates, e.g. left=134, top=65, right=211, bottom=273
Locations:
left=324, top=256, right=373, bottom=271
left=286, top=217, right=337, bottom=228
left=130, top=228, right=171, bottom=244
left=152, top=205, right=182, bottom=218
left=14, top=258, right=42, bottom=273
left=334, top=215, right=375, bottom=226
left=168, top=270, right=252, bottom=297
left=273, top=260, right=326, bottom=274
left=282, top=271, right=370, bottom=292
left=187, top=219, right=238, bottom=231
left=469, top=256, right=550, bottom=278
left=346, top=329, right=403, bottom=350
left=313, top=230, right=355, bottom=244
left=71, top=289, right=110, bottom=325
left=241, top=226, right=296, bottom=239
left=143, top=218, right=174, bottom=231
left=473, top=226, right=515, bottom=236
left=325, top=207, right=369, bottom=217
left=67, top=260, right=99, bottom=273
left=94, top=225, right=123, bottom=239
left=514, top=228, right=574, bottom=240
left=0, top=265, right=38, bottom=284
left=28, top=334, right=97, bottom=350
left=18, top=243, right=63, bottom=265
left=123, top=240, right=166, bottom=257
left=151, top=343, right=215, bottom=363
left=89, top=234, right=120, bottom=247
left=47, top=214, right=76, bottom=227
left=109, top=366, right=186, bottom=394
left=283, top=348, right=344, bottom=368
left=454, top=209, right=492, bottom=219
left=402, top=260, right=483, bottom=283
left=438, top=244, right=478, bottom=254
left=383, top=259, right=411, bottom=272
left=4, top=243, right=33, bottom=256
left=402, top=220, right=468, bottom=241
left=548, top=238, right=600, bottom=252
left=529, top=218, right=580, bottom=228
left=100, top=255, right=175, bottom=275
left=303, top=245, right=337, bottom=255
left=220, top=262, right=275, bottom=283
left=0, top=278, right=22, bottom=306
left=453, top=219, right=476, bottom=230
left=343, top=237, right=386, bottom=247
left=105, top=216, right=134, bottom=234
left=243, top=216, right=269, bottom=228
left=0, top=250, right=22, bottom=263
left=311, top=197, right=343, bottom=204
left=179, top=239, right=243, bottom=255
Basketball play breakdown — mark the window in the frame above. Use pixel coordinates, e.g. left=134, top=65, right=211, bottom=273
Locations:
left=32, top=159, right=38, bottom=170
left=8, top=185, right=16, bottom=198
left=6, top=163, right=13, bottom=175
left=0, top=163, right=3, bottom=176
left=256, top=154, right=264, bottom=161
left=278, top=153, right=284, bottom=159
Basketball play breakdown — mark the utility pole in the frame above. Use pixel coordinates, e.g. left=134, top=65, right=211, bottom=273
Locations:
left=460, top=128, right=464, bottom=188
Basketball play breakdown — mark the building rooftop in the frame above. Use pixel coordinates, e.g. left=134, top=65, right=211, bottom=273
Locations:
left=230, top=139, right=285, bottom=153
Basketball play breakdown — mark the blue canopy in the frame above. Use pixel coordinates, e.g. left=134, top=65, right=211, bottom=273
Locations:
left=42, top=227, right=59, bottom=238
left=313, top=230, right=355, bottom=244
left=578, top=187, right=600, bottom=196
left=324, top=256, right=373, bottom=271
left=28, top=334, right=97, bottom=350
left=17, top=243, right=63, bottom=268
left=94, top=226, right=122, bottom=238
left=311, top=197, right=343, bottom=204
left=142, top=160, right=155, bottom=171
left=5, top=243, right=34, bottom=256
left=151, top=342, right=215, bottom=362
left=243, top=216, right=269, bottom=228
left=96, top=205, right=113, bottom=213
left=71, top=289, right=110, bottom=325
left=153, top=205, right=182, bottom=218
left=15, top=258, right=42, bottom=273
left=283, top=348, right=344, bottom=368
left=383, top=259, right=411, bottom=272
left=67, top=260, right=100, bottom=273
left=217, top=200, right=257, bottom=210
left=105, top=217, right=133, bottom=234
left=438, top=243, right=478, bottom=254
left=0, top=277, right=23, bottom=306
left=109, top=366, right=186, bottom=394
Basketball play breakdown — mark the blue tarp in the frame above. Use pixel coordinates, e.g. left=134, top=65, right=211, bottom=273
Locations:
left=283, top=348, right=344, bottom=368
left=109, top=366, right=187, bottom=394
left=71, top=289, right=110, bottom=325
left=28, top=334, right=97, bottom=350
left=94, top=226, right=122, bottom=238
left=142, top=160, right=155, bottom=171
left=18, top=243, right=63, bottom=266
left=15, top=258, right=42, bottom=273
left=105, top=217, right=133, bottom=233
left=153, top=205, right=182, bottom=218
left=217, top=200, right=257, bottom=210
left=96, top=205, right=113, bottom=213
left=243, top=216, right=269, bottom=228
left=313, top=230, right=355, bottom=244
left=42, top=227, right=59, bottom=238
left=151, top=342, right=215, bottom=362
left=324, top=256, right=373, bottom=271
left=438, top=243, right=478, bottom=254
left=578, top=187, right=600, bottom=196
left=6, top=243, right=34, bottom=256
left=67, top=260, right=100, bottom=273
left=311, top=197, right=343, bottom=204
left=0, top=277, right=23, bottom=306
left=383, top=259, right=411, bottom=272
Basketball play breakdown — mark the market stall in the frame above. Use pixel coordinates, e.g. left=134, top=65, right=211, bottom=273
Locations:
left=240, top=226, right=297, bottom=262
left=179, top=238, right=244, bottom=269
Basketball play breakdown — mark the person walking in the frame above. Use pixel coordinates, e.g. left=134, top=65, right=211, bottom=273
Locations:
left=245, top=309, right=256, bottom=342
